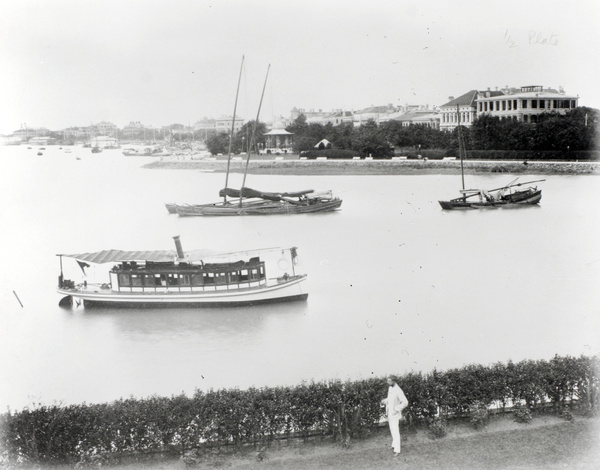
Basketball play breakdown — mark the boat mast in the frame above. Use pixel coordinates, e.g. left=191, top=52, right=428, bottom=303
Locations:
left=241, top=64, right=270, bottom=194
left=223, top=55, right=245, bottom=204
left=457, top=104, right=465, bottom=192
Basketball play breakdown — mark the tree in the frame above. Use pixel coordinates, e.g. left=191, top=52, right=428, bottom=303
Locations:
left=235, top=120, right=267, bottom=154
left=206, top=133, right=230, bottom=155
left=353, top=119, right=393, bottom=158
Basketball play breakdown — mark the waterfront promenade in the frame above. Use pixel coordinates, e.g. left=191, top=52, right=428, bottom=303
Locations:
left=144, top=155, right=600, bottom=176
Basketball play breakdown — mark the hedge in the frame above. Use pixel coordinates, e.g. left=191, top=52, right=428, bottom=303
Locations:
left=1, top=354, right=597, bottom=466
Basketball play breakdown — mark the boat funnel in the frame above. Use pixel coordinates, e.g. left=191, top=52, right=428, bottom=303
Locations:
left=173, top=235, right=185, bottom=259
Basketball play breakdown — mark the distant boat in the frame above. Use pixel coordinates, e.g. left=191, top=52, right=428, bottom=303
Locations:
left=91, top=146, right=102, bottom=153
left=123, top=146, right=171, bottom=156
left=438, top=105, right=543, bottom=210
left=56, top=236, right=308, bottom=308
left=166, top=56, right=342, bottom=216
left=438, top=182, right=543, bottom=209
left=173, top=188, right=342, bottom=216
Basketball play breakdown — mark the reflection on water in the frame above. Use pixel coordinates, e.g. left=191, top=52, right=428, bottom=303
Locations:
left=0, top=145, right=599, bottom=411
left=79, top=302, right=308, bottom=340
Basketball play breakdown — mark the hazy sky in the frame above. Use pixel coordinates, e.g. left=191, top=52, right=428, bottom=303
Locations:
left=1, top=0, right=598, bottom=134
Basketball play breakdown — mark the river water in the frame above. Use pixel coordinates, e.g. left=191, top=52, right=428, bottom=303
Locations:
left=0, top=145, right=598, bottom=411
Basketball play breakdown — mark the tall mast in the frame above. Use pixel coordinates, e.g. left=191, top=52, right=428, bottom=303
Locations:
left=223, top=55, right=245, bottom=204
left=457, top=104, right=465, bottom=192
left=241, top=63, right=270, bottom=193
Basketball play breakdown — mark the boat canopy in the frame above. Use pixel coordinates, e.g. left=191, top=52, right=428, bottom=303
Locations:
left=58, top=249, right=215, bottom=264
left=219, top=187, right=314, bottom=200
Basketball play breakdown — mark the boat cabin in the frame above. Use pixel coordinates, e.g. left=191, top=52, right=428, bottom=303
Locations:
left=109, top=257, right=266, bottom=293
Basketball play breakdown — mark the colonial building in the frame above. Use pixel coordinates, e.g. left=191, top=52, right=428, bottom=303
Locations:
left=122, top=121, right=148, bottom=139
left=353, top=104, right=396, bottom=126
left=439, top=90, right=503, bottom=131
left=383, top=107, right=440, bottom=129
left=214, top=116, right=245, bottom=134
left=93, top=121, right=118, bottom=137
left=476, top=86, right=578, bottom=123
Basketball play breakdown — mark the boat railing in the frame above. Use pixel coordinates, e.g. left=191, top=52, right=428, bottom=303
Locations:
left=117, top=278, right=267, bottom=294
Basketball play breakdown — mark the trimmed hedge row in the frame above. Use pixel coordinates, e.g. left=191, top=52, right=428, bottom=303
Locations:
left=1, top=354, right=597, bottom=465
left=420, top=149, right=600, bottom=161
left=301, top=148, right=600, bottom=161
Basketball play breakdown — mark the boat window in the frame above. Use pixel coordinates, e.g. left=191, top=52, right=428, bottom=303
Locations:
left=240, top=269, right=249, bottom=281
left=131, top=274, right=142, bottom=287
left=191, top=273, right=204, bottom=286
left=214, top=272, right=227, bottom=285
left=249, top=268, right=260, bottom=280
left=229, top=271, right=240, bottom=283
left=204, top=273, right=215, bottom=285
left=167, top=274, right=179, bottom=286
left=118, top=274, right=130, bottom=287
left=143, top=275, right=158, bottom=287
left=180, top=274, right=191, bottom=286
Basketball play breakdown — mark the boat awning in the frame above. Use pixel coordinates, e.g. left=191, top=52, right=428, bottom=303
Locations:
left=58, top=249, right=215, bottom=264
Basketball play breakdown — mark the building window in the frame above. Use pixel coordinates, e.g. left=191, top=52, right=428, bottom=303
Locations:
left=522, top=100, right=528, bottom=109
left=532, top=100, right=538, bottom=109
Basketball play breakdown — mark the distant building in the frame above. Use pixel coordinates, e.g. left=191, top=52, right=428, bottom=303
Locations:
left=353, top=104, right=396, bottom=126
left=122, top=121, right=148, bottom=139
left=91, top=136, right=119, bottom=148
left=28, top=136, right=57, bottom=145
left=439, top=90, right=497, bottom=131
left=383, top=105, right=440, bottom=129
left=12, top=127, right=50, bottom=140
left=92, top=121, right=118, bottom=137
left=476, top=85, right=578, bottom=123
left=290, top=108, right=353, bottom=126
left=215, top=116, right=245, bottom=134
left=63, top=127, right=91, bottom=141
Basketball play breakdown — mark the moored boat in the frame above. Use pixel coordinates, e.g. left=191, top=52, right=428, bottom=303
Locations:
left=438, top=182, right=543, bottom=210
left=438, top=105, right=543, bottom=210
left=165, top=56, right=342, bottom=216
left=57, top=236, right=308, bottom=308
left=123, top=146, right=171, bottom=156
left=170, top=188, right=342, bottom=216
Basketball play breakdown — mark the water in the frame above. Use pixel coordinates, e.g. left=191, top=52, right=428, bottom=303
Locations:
left=1, top=145, right=599, bottom=411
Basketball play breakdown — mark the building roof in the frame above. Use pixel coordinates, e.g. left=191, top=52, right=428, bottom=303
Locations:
left=440, top=90, right=481, bottom=108
left=264, top=129, right=292, bottom=136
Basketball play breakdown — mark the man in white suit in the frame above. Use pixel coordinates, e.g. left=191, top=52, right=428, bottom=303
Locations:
left=381, top=375, right=409, bottom=456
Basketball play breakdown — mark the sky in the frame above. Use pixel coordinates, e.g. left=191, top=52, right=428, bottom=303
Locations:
left=1, top=0, right=599, bottom=134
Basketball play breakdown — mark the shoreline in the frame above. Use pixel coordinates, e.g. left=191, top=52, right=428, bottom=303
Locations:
left=144, top=158, right=600, bottom=176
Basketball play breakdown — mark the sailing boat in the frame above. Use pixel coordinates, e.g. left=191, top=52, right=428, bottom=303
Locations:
left=438, top=106, right=543, bottom=210
left=166, top=58, right=342, bottom=216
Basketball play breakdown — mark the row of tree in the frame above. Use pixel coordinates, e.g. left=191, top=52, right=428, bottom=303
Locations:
left=206, top=107, right=598, bottom=159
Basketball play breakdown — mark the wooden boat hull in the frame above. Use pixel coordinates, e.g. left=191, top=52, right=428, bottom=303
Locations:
left=174, top=198, right=342, bottom=216
left=58, top=275, right=308, bottom=308
left=439, top=189, right=542, bottom=210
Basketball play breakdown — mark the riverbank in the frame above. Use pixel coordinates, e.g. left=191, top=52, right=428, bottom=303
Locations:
left=143, top=157, right=600, bottom=176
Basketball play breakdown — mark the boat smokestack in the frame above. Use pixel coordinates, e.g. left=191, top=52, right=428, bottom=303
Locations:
left=173, top=235, right=185, bottom=259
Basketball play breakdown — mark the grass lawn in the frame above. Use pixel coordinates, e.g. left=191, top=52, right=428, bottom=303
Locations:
left=51, top=414, right=597, bottom=470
